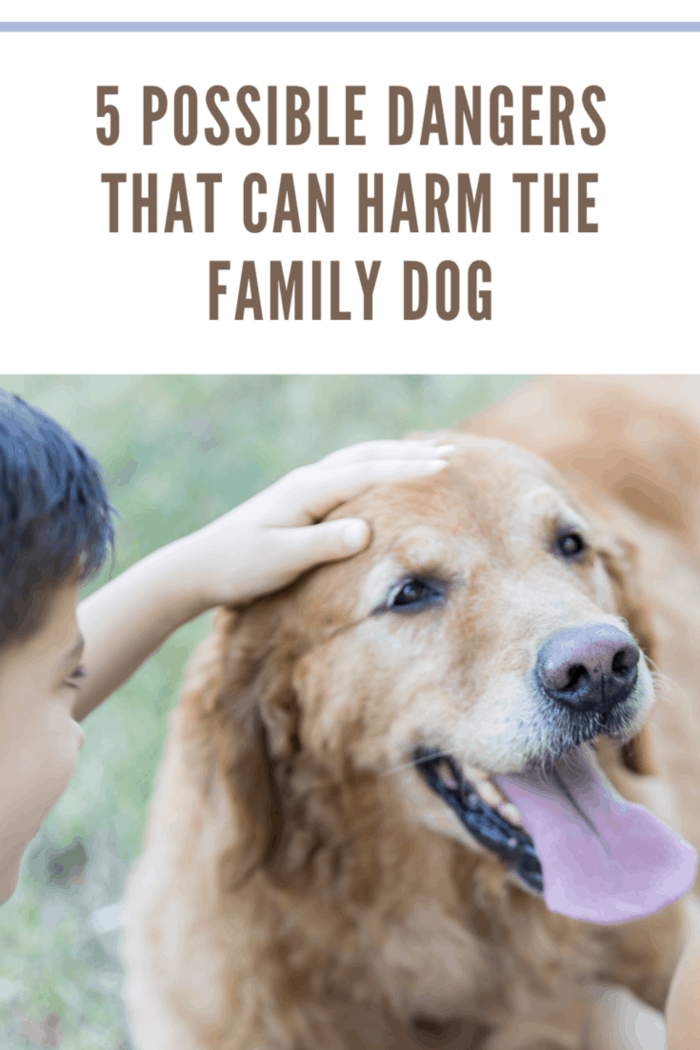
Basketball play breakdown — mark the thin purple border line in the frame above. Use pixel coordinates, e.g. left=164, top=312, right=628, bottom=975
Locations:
left=1, top=21, right=700, bottom=32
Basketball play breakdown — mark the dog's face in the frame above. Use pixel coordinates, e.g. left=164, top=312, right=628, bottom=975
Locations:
left=288, top=434, right=653, bottom=762
left=218, top=434, right=662, bottom=906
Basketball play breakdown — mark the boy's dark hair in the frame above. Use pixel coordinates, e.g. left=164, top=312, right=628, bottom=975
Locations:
left=0, top=390, right=115, bottom=642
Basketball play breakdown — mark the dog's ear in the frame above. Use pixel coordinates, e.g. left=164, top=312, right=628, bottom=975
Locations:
left=180, top=602, right=300, bottom=893
left=595, top=531, right=661, bottom=776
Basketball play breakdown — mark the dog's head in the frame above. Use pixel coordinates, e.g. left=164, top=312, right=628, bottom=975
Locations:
left=195, top=435, right=695, bottom=923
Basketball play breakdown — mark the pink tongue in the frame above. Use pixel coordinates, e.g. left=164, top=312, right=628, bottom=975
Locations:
left=494, top=746, right=697, bottom=924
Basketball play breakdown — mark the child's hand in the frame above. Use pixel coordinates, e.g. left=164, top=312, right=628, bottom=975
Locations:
left=74, top=439, right=452, bottom=721
left=180, top=438, right=454, bottom=608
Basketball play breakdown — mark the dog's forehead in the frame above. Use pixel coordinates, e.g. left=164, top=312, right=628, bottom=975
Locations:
left=344, top=437, right=577, bottom=537
left=297, top=438, right=587, bottom=624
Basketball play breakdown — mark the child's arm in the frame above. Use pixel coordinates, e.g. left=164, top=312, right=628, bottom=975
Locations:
left=72, top=439, right=451, bottom=722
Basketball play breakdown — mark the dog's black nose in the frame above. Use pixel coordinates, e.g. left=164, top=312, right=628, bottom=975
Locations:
left=536, top=624, right=640, bottom=712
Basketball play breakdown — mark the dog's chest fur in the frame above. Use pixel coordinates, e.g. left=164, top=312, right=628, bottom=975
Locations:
left=255, top=809, right=606, bottom=1042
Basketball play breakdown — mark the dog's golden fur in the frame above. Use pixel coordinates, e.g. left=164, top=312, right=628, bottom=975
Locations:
left=125, top=378, right=700, bottom=1050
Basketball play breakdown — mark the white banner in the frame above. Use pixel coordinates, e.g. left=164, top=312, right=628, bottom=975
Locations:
left=0, top=5, right=697, bottom=372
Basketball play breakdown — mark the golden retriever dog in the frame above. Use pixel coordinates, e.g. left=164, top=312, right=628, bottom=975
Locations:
left=125, top=377, right=700, bottom=1050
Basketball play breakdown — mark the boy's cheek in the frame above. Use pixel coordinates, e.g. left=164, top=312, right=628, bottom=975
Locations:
left=28, top=708, right=82, bottom=814
left=0, top=749, right=77, bottom=904
left=0, top=705, right=81, bottom=875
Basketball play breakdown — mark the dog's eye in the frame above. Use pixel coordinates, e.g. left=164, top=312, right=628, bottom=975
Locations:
left=557, top=532, right=586, bottom=559
left=386, top=578, right=444, bottom=612
left=393, top=581, right=429, bottom=606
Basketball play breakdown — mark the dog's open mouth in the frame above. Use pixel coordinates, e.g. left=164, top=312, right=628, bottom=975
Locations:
left=417, top=743, right=698, bottom=924
left=415, top=748, right=544, bottom=895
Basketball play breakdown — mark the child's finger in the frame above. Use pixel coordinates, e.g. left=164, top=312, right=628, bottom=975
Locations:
left=293, top=456, right=453, bottom=523
left=318, top=438, right=451, bottom=467
left=240, top=456, right=451, bottom=527
left=267, top=519, right=371, bottom=581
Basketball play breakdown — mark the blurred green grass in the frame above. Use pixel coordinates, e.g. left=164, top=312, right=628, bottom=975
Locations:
left=0, top=375, right=528, bottom=1049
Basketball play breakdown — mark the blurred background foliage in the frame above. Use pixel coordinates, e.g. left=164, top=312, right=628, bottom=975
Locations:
left=0, top=375, right=528, bottom=1048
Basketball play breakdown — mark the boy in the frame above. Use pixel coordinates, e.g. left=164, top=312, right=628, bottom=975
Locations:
left=0, top=388, right=452, bottom=905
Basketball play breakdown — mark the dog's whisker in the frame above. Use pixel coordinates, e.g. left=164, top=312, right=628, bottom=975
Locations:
left=379, top=750, right=452, bottom=778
